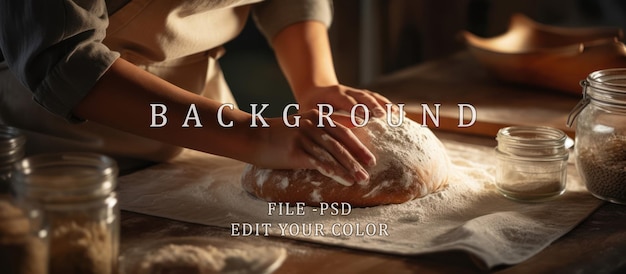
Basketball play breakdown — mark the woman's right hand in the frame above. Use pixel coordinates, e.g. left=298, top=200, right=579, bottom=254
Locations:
left=249, top=109, right=376, bottom=186
left=71, top=58, right=374, bottom=185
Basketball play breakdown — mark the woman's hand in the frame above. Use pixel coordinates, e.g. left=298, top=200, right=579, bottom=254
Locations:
left=296, top=84, right=394, bottom=118
left=250, top=109, right=376, bottom=186
left=271, top=21, right=396, bottom=118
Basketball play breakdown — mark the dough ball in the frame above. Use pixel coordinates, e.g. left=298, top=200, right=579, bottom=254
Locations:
left=241, top=117, right=451, bottom=207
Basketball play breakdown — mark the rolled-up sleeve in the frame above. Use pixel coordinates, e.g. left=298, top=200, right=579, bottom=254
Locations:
left=252, top=0, right=333, bottom=41
left=0, top=0, right=119, bottom=121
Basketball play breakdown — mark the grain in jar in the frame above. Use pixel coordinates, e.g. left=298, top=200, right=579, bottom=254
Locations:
left=568, top=68, right=626, bottom=204
left=12, top=153, right=120, bottom=274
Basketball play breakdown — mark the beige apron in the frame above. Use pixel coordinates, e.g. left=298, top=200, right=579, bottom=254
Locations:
left=0, top=0, right=259, bottom=171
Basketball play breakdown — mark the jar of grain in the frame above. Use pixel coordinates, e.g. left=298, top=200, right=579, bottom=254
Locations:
left=495, top=126, right=569, bottom=201
left=12, top=153, right=119, bottom=274
left=0, top=126, right=44, bottom=274
left=567, top=68, right=626, bottom=204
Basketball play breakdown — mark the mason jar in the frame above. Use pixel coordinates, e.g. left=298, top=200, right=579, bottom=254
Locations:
left=12, top=153, right=119, bottom=274
left=0, top=125, right=26, bottom=194
left=568, top=68, right=626, bottom=205
left=0, top=125, right=43, bottom=274
left=495, top=126, right=569, bottom=201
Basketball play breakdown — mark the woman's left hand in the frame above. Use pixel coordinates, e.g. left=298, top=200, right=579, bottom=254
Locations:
left=296, top=84, right=394, bottom=118
left=271, top=21, right=396, bottom=118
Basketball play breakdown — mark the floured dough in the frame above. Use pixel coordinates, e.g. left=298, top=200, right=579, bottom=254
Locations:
left=135, top=244, right=283, bottom=274
left=136, top=244, right=224, bottom=274
left=241, top=117, right=451, bottom=207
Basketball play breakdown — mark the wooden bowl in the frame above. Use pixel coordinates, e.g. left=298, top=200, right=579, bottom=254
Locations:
left=463, top=14, right=626, bottom=94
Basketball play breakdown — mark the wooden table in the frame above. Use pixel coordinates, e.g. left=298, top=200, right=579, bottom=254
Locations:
left=368, top=52, right=580, bottom=138
left=120, top=53, right=626, bottom=273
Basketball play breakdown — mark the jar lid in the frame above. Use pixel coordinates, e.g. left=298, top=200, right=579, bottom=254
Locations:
left=585, top=68, right=626, bottom=107
left=496, top=126, right=569, bottom=159
left=12, top=153, right=118, bottom=203
left=567, top=68, right=626, bottom=127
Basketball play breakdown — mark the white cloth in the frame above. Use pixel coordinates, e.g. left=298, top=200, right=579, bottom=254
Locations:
left=117, top=139, right=602, bottom=268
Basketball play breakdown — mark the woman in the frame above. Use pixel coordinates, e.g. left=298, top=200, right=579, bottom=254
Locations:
left=0, top=0, right=392, bottom=186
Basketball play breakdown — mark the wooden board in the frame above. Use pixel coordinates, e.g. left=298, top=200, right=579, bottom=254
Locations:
left=367, top=52, right=581, bottom=138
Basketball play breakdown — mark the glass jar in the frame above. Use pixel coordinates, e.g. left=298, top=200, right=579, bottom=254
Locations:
left=568, top=68, right=626, bottom=205
left=495, top=126, right=569, bottom=201
left=0, top=126, right=42, bottom=274
left=12, top=153, right=119, bottom=274
left=0, top=125, right=26, bottom=194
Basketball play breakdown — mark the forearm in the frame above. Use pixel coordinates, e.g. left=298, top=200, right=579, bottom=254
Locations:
left=271, top=20, right=390, bottom=117
left=272, top=21, right=338, bottom=102
left=73, top=58, right=258, bottom=162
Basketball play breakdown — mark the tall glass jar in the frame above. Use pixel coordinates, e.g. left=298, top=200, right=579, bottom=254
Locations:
left=0, top=125, right=26, bottom=193
left=12, top=153, right=119, bottom=274
left=568, top=68, right=626, bottom=205
left=495, top=126, right=569, bottom=201
left=0, top=126, right=44, bottom=274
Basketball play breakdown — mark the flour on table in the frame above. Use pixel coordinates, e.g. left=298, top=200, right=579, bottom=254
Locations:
left=134, top=243, right=285, bottom=274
